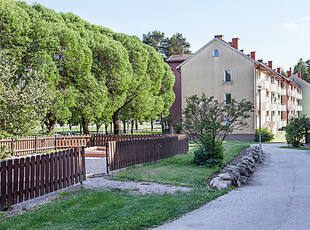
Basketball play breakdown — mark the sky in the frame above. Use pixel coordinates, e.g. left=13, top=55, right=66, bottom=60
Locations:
left=23, top=0, right=310, bottom=71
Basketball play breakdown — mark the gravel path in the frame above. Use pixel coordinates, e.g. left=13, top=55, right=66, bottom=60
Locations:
left=3, top=176, right=191, bottom=218
left=82, top=177, right=192, bottom=194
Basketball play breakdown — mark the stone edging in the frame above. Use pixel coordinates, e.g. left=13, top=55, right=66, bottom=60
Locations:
left=210, top=146, right=261, bottom=190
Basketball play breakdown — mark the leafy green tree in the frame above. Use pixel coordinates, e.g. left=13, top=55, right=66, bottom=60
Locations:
left=161, top=33, right=191, bottom=60
left=143, top=31, right=191, bottom=60
left=182, top=94, right=254, bottom=166
left=142, top=30, right=165, bottom=53
left=286, top=115, right=310, bottom=147
left=0, top=52, right=52, bottom=136
left=294, top=58, right=310, bottom=83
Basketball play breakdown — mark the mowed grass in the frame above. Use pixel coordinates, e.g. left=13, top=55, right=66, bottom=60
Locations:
left=0, top=142, right=248, bottom=229
left=0, top=188, right=225, bottom=230
left=112, top=142, right=250, bottom=187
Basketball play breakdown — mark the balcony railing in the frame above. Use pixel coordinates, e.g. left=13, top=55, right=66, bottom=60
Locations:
left=296, top=93, right=302, bottom=100
left=280, top=88, right=286, bottom=95
left=269, top=83, right=277, bottom=92
left=281, top=120, right=287, bottom=127
left=296, top=105, right=302, bottom=111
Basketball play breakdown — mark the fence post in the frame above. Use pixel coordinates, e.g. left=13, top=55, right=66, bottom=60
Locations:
left=11, top=138, right=15, bottom=154
left=106, top=142, right=109, bottom=175
left=81, top=147, right=86, bottom=181
left=54, top=135, right=57, bottom=151
left=35, top=136, right=38, bottom=154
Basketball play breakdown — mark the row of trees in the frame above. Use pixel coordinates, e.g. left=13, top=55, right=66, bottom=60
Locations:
left=0, top=0, right=175, bottom=136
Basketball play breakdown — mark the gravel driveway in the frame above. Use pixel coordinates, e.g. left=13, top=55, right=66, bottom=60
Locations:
left=155, top=143, right=310, bottom=230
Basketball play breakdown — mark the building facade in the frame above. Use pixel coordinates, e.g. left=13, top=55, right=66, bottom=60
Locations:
left=174, top=35, right=302, bottom=140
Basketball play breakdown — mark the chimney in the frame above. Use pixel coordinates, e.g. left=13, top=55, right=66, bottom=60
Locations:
left=232, top=38, right=239, bottom=50
left=258, top=59, right=263, bottom=63
left=240, top=49, right=244, bottom=53
left=277, top=67, right=281, bottom=74
left=287, top=67, right=292, bottom=77
left=250, top=51, right=256, bottom=60
left=298, top=72, right=301, bottom=78
left=214, top=35, right=224, bottom=40
left=268, top=61, right=273, bottom=69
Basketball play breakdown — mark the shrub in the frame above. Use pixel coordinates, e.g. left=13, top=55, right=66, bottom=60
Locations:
left=193, top=135, right=223, bottom=167
left=254, top=127, right=274, bottom=142
left=286, top=116, right=310, bottom=147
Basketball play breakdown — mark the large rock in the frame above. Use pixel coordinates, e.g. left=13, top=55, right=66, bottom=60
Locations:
left=210, top=177, right=232, bottom=190
left=217, top=173, right=233, bottom=181
left=240, top=176, right=248, bottom=184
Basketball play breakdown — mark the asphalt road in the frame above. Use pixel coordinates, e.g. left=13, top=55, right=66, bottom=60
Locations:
left=155, top=143, right=310, bottom=230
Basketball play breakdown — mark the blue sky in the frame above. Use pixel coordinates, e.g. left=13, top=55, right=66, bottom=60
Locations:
left=23, top=0, right=310, bottom=71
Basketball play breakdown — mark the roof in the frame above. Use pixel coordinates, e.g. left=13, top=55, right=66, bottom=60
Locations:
left=166, top=54, right=193, bottom=63
left=176, top=37, right=301, bottom=89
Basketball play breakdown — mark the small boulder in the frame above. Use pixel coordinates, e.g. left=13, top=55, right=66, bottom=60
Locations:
left=240, top=176, right=248, bottom=184
left=210, top=177, right=232, bottom=190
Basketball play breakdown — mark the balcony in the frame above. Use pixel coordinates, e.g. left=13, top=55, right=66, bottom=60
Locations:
left=277, top=104, right=282, bottom=111
left=259, top=80, right=270, bottom=89
left=262, top=103, right=270, bottom=111
left=270, top=103, right=277, bottom=111
left=277, top=121, right=282, bottom=129
left=296, top=92, right=302, bottom=100
left=281, top=104, right=286, bottom=111
left=296, top=105, right=302, bottom=111
left=280, top=88, right=286, bottom=95
left=281, top=120, right=287, bottom=127
left=269, top=83, right=277, bottom=92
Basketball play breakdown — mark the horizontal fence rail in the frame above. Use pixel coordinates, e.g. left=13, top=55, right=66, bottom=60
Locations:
left=0, top=147, right=85, bottom=210
left=0, top=134, right=167, bottom=157
left=108, top=134, right=189, bottom=171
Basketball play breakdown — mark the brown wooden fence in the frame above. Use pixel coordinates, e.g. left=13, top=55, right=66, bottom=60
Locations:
left=0, top=134, right=167, bottom=157
left=0, top=147, right=85, bottom=210
left=108, top=134, right=189, bottom=171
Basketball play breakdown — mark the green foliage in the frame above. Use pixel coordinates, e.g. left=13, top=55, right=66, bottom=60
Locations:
left=254, top=127, right=274, bottom=142
left=285, top=115, right=310, bottom=147
left=143, top=30, right=191, bottom=60
left=0, top=0, right=175, bottom=135
left=193, top=134, right=223, bottom=167
left=294, top=58, right=310, bottom=83
left=181, top=94, right=254, bottom=165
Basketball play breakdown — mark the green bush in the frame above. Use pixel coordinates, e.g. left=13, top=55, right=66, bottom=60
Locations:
left=193, top=135, right=223, bottom=167
left=286, top=116, right=310, bottom=147
left=254, top=127, right=274, bottom=142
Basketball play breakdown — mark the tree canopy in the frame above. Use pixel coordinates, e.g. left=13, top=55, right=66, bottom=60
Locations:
left=0, top=0, right=175, bottom=135
left=143, top=31, right=191, bottom=60
left=293, top=58, right=310, bottom=83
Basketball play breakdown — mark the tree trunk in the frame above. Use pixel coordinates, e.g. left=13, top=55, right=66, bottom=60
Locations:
left=151, top=119, right=154, bottom=131
left=123, top=121, right=126, bottom=133
left=82, top=116, right=89, bottom=134
left=110, top=122, right=113, bottom=134
left=45, top=112, right=57, bottom=135
left=113, top=111, right=120, bottom=135
left=161, top=113, right=165, bottom=134
left=105, top=123, right=108, bottom=135
left=135, top=120, right=138, bottom=131
left=96, top=123, right=101, bottom=134
left=131, top=120, right=134, bottom=134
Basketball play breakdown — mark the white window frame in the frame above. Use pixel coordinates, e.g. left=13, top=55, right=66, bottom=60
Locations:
left=213, top=49, right=220, bottom=57
left=224, top=92, right=232, bottom=105
left=224, top=69, right=232, bottom=82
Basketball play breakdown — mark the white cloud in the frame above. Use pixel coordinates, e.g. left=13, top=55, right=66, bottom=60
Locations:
left=278, top=22, right=300, bottom=31
left=301, top=16, right=310, bottom=23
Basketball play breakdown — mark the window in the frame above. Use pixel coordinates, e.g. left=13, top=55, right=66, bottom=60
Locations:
left=225, top=93, right=232, bottom=105
left=224, top=70, right=232, bottom=82
left=213, top=49, right=220, bottom=57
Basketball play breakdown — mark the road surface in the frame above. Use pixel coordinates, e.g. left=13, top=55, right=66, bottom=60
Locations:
left=155, top=143, right=310, bottom=230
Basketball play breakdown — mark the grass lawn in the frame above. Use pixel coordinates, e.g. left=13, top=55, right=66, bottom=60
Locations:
left=280, top=146, right=310, bottom=150
left=0, top=142, right=249, bottom=229
left=112, top=142, right=250, bottom=188
left=0, top=188, right=225, bottom=230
